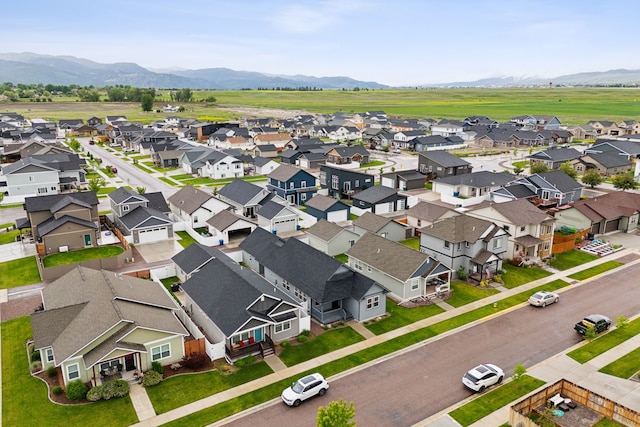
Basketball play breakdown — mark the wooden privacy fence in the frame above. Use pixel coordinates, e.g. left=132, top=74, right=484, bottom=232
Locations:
left=552, top=229, right=590, bottom=255
left=510, top=379, right=640, bottom=427
left=185, top=338, right=205, bottom=356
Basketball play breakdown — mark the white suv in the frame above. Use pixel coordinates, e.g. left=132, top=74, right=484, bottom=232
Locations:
left=462, top=364, right=504, bottom=392
left=281, top=373, right=329, bottom=407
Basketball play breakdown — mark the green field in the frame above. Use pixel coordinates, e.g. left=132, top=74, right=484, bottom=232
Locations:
left=4, top=88, right=640, bottom=124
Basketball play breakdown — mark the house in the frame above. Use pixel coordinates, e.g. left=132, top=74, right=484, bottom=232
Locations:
left=253, top=133, right=292, bottom=148
left=419, top=215, right=509, bottom=281
left=108, top=187, right=174, bottom=244
left=30, top=266, right=187, bottom=386
left=571, top=152, right=633, bottom=176
left=296, top=151, right=327, bottom=169
left=405, top=201, right=460, bottom=231
left=181, top=248, right=309, bottom=363
left=240, top=228, right=388, bottom=324
left=252, top=156, right=279, bottom=175
left=412, top=135, right=466, bottom=151
left=252, top=144, right=278, bottom=158
left=351, top=185, right=407, bottom=214
left=585, top=139, right=640, bottom=160
left=23, top=191, right=99, bottom=255
left=1, top=153, right=86, bottom=197
left=510, top=170, right=583, bottom=207
left=352, top=211, right=410, bottom=241
left=566, top=124, right=598, bottom=140
left=526, top=147, right=582, bottom=170
left=346, top=232, right=451, bottom=302
left=171, top=242, right=220, bottom=282
left=205, top=209, right=257, bottom=245
left=431, top=122, right=465, bottom=137
left=306, top=219, right=360, bottom=256
left=432, top=171, right=514, bottom=207
left=168, top=185, right=232, bottom=228
left=304, top=194, right=351, bottom=222
left=217, top=178, right=272, bottom=218
left=257, top=200, right=299, bottom=234
left=418, top=151, right=472, bottom=179
left=266, top=164, right=317, bottom=205
left=324, top=146, right=370, bottom=167
left=586, top=120, right=619, bottom=136
left=380, top=170, right=426, bottom=191
left=467, top=199, right=555, bottom=260
left=319, top=165, right=375, bottom=200
left=553, top=191, right=640, bottom=235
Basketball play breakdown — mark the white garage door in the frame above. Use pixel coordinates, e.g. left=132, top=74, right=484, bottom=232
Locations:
left=327, top=210, right=348, bottom=222
left=274, top=218, right=297, bottom=233
left=138, top=227, right=168, bottom=243
left=375, top=202, right=392, bottom=214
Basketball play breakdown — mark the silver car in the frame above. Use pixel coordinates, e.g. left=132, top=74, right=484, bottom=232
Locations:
left=528, top=291, right=559, bottom=307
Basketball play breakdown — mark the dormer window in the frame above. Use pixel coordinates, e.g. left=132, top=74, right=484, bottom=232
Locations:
left=123, top=205, right=130, bottom=212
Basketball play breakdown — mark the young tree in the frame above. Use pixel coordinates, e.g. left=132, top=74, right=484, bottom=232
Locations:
left=513, top=166, right=524, bottom=175
left=317, top=399, right=356, bottom=427
left=136, top=186, right=147, bottom=194
left=511, top=363, right=527, bottom=386
left=141, top=93, right=154, bottom=112
left=559, top=161, right=578, bottom=178
left=530, top=161, right=550, bottom=174
left=583, top=325, right=598, bottom=342
left=87, top=176, right=105, bottom=193
left=581, top=169, right=605, bottom=188
left=611, top=171, right=639, bottom=190
left=66, top=138, right=81, bottom=152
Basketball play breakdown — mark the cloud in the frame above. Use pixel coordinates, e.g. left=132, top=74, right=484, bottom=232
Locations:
left=270, top=0, right=364, bottom=34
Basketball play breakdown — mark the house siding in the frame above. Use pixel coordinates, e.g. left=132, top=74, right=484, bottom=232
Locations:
left=140, top=335, right=184, bottom=371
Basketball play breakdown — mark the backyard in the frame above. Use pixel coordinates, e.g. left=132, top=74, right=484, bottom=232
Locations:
left=0, top=256, right=41, bottom=289
left=42, top=246, right=124, bottom=267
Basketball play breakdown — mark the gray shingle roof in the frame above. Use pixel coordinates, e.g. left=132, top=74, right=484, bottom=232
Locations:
left=167, top=185, right=214, bottom=214
left=206, top=209, right=254, bottom=231
left=352, top=211, right=393, bottom=233
left=171, top=243, right=220, bottom=275
left=217, top=179, right=267, bottom=205
left=305, top=194, right=345, bottom=211
left=257, top=200, right=290, bottom=220
left=435, top=171, right=514, bottom=187
left=306, top=219, right=345, bottom=241
left=420, top=215, right=495, bottom=243
left=118, top=206, right=173, bottom=230
left=351, top=185, right=398, bottom=204
left=268, top=164, right=310, bottom=182
left=406, top=201, right=457, bottom=223
left=24, top=191, right=99, bottom=213
left=37, top=214, right=98, bottom=236
left=418, top=150, right=471, bottom=167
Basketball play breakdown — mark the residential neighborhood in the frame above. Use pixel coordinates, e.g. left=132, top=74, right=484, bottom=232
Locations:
left=2, top=106, right=640, bottom=427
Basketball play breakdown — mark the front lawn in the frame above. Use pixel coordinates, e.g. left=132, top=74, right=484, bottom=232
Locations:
left=449, top=375, right=545, bottom=426
left=549, top=249, right=598, bottom=270
left=2, top=317, right=138, bottom=426
left=599, top=347, right=640, bottom=379
left=0, top=256, right=41, bottom=288
left=567, top=260, right=623, bottom=281
left=278, top=327, right=366, bottom=366
left=399, top=237, right=420, bottom=251
left=146, top=361, right=273, bottom=414
left=568, top=316, right=640, bottom=363
left=0, top=228, right=20, bottom=245
left=365, top=298, right=445, bottom=335
left=42, top=246, right=124, bottom=267
left=447, top=281, right=500, bottom=308
left=176, top=231, right=196, bottom=248
left=361, top=160, right=385, bottom=168
left=501, top=263, right=552, bottom=289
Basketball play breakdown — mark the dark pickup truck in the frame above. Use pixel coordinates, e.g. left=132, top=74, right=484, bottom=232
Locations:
left=574, top=314, right=611, bottom=336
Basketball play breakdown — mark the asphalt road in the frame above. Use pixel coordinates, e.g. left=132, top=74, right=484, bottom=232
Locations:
left=221, top=261, right=640, bottom=427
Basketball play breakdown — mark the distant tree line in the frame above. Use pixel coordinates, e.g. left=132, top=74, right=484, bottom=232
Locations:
left=107, top=86, right=156, bottom=102
left=249, top=86, right=324, bottom=91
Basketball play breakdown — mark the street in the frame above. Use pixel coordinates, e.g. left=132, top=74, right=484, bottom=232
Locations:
left=221, top=261, right=640, bottom=427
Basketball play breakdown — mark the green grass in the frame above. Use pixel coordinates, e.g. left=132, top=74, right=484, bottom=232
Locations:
left=593, top=418, right=627, bottom=427
left=567, top=260, right=624, bottom=280
left=159, top=176, right=179, bottom=186
left=96, top=186, right=117, bottom=195
left=2, top=317, right=138, bottom=426
left=171, top=174, right=194, bottom=180
left=334, top=253, right=348, bottom=263
left=0, top=256, right=41, bottom=288
left=449, top=375, right=545, bottom=426
left=130, top=154, right=151, bottom=160
left=447, top=281, right=500, bottom=308
left=501, top=263, right=552, bottom=289
left=42, top=246, right=124, bottom=267
left=399, top=237, right=420, bottom=251
left=176, top=230, right=196, bottom=248
left=512, top=160, right=528, bottom=168
left=568, top=317, right=640, bottom=363
left=0, top=222, right=15, bottom=228
left=146, top=361, right=273, bottom=414
left=0, top=228, right=21, bottom=245
left=160, top=276, right=181, bottom=304
left=278, top=327, right=366, bottom=366
left=361, top=160, right=385, bottom=167
left=365, top=298, right=445, bottom=335
left=0, top=203, right=25, bottom=209
left=599, top=347, right=640, bottom=379
left=549, top=249, right=598, bottom=270
left=133, top=163, right=153, bottom=173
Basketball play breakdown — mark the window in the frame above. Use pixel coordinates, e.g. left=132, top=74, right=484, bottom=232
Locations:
left=503, top=225, right=510, bottom=232
left=289, top=182, right=295, bottom=189
left=444, top=241, right=450, bottom=249
left=457, top=242, right=462, bottom=251
left=411, top=281, right=419, bottom=291
left=355, top=179, right=360, bottom=188
left=275, top=321, right=291, bottom=333
left=151, top=343, right=171, bottom=361
left=417, top=219, right=422, bottom=227
left=283, top=280, right=291, bottom=291
left=37, top=187, right=48, bottom=194
left=331, top=175, right=339, bottom=190
left=67, top=363, right=80, bottom=380
left=301, top=180, right=306, bottom=188
left=46, top=348, right=54, bottom=363
left=123, top=205, right=130, bottom=212
left=465, top=241, right=470, bottom=248
left=493, top=239, right=502, bottom=249
left=29, top=176, right=34, bottom=182
left=354, top=260, right=363, bottom=271
left=520, top=226, right=526, bottom=232
left=544, top=242, right=550, bottom=250
left=366, top=296, right=380, bottom=310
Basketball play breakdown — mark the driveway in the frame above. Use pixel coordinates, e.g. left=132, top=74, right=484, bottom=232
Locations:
left=134, top=240, right=184, bottom=263
left=0, top=241, right=37, bottom=262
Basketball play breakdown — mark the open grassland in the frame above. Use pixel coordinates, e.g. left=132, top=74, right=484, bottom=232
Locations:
left=5, top=88, right=640, bottom=124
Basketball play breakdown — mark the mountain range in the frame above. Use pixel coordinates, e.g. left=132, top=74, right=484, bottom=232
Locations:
left=2, top=52, right=640, bottom=89
left=0, top=52, right=387, bottom=90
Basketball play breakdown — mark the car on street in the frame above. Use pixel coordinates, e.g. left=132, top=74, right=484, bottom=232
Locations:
left=528, top=291, right=559, bottom=307
left=462, top=364, right=503, bottom=392
left=281, top=373, right=329, bottom=407
left=574, top=314, right=611, bottom=336
left=89, top=140, right=95, bottom=145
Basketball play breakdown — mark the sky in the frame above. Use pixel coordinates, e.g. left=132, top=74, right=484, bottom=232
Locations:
left=2, top=0, right=639, bottom=87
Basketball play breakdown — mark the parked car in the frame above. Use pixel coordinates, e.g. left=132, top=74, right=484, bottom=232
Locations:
left=528, top=291, right=559, bottom=307
left=281, top=373, right=329, bottom=407
left=89, top=140, right=95, bottom=145
left=462, top=364, right=504, bottom=392
left=574, top=314, right=611, bottom=336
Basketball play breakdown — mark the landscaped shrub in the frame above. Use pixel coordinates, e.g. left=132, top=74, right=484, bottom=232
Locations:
left=297, top=335, right=308, bottom=343
left=151, top=361, right=164, bottom=375
left=142, top=370, right=163, bottom=387
left=102, top=379, right=130, bottom=400
left=30, top=361, right=42, bottom=372
left=456, top=265, right=468, bottom=280
left=182, top=352, right=209, bottom=370
left=300, top=329, right=311, bottom=337
left=170, top=362, right=182, bottom=371
left=66, top=379, right=88, bottom=401
left=86, top=385, right=103, bottom=402
left=280, top=340, right=291, bottom=348
left=46, top=366, right=57, bottom=377
left=30, top=350, right=41, bottom=362
left=234, top=355, right=255, bottom=368
left=52, top=385, right=63, bottom=395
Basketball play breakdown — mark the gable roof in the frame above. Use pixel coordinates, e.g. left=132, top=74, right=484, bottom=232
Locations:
left=571, top=191, right=640, bottom=221
left=582, top=152, right=632, bottom=168
left=268, top=164, right=314, bottom=182
left=257, top=200, right=293, bottom=220
left=352, top=211, right=398, bottom=233
left=471, top=199, right=552, bottom=226
left=528, top=147, right=582, bottom=162
left=217, top=179, right=268, bottom=205
left=418, top=150, right=471, bottom=167
left=421, top=215, right=498, bottom=244
left=108, top=187, right=148, bottom=205
left=533, top=170, right=583, bottom=193
left=206, top=209, right=254, bottom=231
left=37, top=214, right=98, bottom=236
left=167, top=185, right=214, bottom=214
left=306, top=219, right=350, bottom=242
left=30, top=267, right=186, bottom=365
left=351, top=185, right=399, bottom=204
left=24, top=191, right=99, bottom=213
left=435, top=171, right=514, bottom=187
left=171, top=243, right=220, bottom=275
left=118, top=206, right=173, bottom=230
left=406, top=201, right=457, bottom=222
left=305, top=194, right=348, bottom=212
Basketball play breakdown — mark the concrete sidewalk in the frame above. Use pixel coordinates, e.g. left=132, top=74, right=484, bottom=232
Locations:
left=130, top=248, right=640, bottom=426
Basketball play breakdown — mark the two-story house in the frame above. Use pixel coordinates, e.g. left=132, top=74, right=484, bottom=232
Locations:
left=319, top=165, right=375, bottom=200
left=108, top=187, right=174, bottom=244
left=168, top=185, right=232, bottom=228
left=266, top=164, right=317, bottom=205
left=418, top=151, right=473, bottom=179
left=1, top=153, right=86, bottom=197
left=526, top=147, right=582, bottom=170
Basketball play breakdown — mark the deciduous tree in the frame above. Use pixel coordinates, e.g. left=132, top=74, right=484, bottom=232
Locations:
left=317, top=399, right=356, bottom=427
left=581, top=169, right=605, bottom=188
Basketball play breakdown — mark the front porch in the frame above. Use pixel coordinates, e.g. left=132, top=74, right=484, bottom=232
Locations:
left=91, top=352, right=141, bottom=387
left=225, top=335, right=275, bottom=363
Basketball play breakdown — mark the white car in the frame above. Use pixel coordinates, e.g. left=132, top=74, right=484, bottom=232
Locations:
left=462, top=364, right=504, bottom=392
left=528, top=291, right=559, bottom=307
left=281, top=373, right=329, bottom=407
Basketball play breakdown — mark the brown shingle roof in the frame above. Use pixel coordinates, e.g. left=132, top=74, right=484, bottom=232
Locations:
left=421, top=215, right=494, bottom=243
left=167, top=185, right=214, bottom=214
left=352, top=211, right=393, bottom=233
left=306, top=219, right=345, bottom=241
